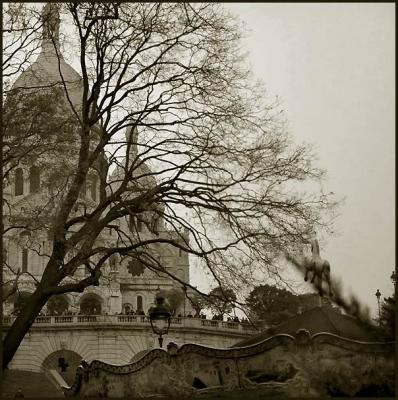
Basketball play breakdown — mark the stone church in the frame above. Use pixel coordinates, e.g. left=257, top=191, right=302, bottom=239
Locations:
left=2, top=4, right=253, bottom=381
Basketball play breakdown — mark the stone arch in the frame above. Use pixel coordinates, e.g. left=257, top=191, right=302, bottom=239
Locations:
left=15, top=168, right=24, bottom=195
left=42, top=349, right=83, bottom=386
left=79, top=292, right=103, bottom=315
left=46, top=294, right=69, bottom=315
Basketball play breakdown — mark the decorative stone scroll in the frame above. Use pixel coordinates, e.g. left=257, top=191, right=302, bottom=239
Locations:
left=63, top=330, right=395, bottom=398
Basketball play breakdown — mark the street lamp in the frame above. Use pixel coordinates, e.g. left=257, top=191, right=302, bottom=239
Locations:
left=148, top=291, right=171, bottom=348
left=375, top=289, right=381, bottom=326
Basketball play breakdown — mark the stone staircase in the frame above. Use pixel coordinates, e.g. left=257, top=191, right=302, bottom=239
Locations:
left=1, top=370, right=64, bottom=398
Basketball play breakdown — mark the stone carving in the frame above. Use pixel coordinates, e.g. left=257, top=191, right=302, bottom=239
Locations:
left=302, top=238, right=333, bottom=297
left=63, top=330, right=395, bottom=398
left=127, top=259, right=145, bottom=277
left=167, top=341, right=179, bottom=355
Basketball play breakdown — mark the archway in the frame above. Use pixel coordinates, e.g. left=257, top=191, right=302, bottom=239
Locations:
left=46, top=294, right=69, bottom=315
left=42, top=349, right=83, bottom=386
left=79, top=293, right=102, bottom=315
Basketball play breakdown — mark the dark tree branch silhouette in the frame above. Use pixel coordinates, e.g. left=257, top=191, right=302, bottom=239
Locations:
left=2, top=3, right=336, bottom=368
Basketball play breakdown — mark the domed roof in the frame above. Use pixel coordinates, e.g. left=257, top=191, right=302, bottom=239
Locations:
left=12, top=46, right=83, bottom=107
left=10, top=4, right=83, bottom=110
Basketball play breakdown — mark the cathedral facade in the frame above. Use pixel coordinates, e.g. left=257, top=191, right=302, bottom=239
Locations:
left=2, top=4, right=254, bottom=380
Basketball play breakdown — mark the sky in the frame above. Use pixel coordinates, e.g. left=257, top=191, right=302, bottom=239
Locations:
left=212, top=3, right=395, bottom=316
left=9, top=3, right=394, bottom=318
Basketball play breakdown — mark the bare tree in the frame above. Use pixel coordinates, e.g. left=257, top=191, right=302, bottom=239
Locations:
left=2, top=3, right=336, bottom=369
left=2, top=4, right=47, bottom=180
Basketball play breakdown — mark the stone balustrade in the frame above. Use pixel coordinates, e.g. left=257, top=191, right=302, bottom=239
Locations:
left=2, top=315, right=257, bottom=334
left=63, top=330, right=396, bottom=398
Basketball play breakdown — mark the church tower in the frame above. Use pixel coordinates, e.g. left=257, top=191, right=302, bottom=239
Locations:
left=3, top=4, right=192, bottom=318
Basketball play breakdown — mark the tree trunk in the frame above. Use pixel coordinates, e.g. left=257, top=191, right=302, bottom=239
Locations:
left=2, top=290, right=49, bottom=370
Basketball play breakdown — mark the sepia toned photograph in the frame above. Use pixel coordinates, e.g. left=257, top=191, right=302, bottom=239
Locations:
left=1, top=2, right=395, bottom=398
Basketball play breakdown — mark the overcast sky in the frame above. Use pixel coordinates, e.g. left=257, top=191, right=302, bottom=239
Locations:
left=25, top=3, right=394, bottom=317
left=216, top=3, right=394, bottom=316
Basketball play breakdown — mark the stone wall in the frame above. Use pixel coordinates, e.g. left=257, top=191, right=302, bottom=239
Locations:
left=3, top=316, right=254, bottom=373
left=64, top=329, right=395, bottom=398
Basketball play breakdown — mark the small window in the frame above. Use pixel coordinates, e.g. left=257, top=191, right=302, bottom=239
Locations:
left=15, top=168, right=24, bottom=195
left=22, top=249, right=28, bottom=272
left=90, top=175, right=97, bottom=201
left=29, top=165, right=40, bottom=193
left=179, top=248, right=182, bottom=257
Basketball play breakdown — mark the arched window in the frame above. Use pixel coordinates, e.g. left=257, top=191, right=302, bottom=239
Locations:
left=136, top=295, right=143, bottom=312
left=22, top=249, right=28, bottom=272
left=15, top=168, right=24, bottom=195
left=90, top=175, right=97, bottom=201
left=29, top=165, right=40, bottom=193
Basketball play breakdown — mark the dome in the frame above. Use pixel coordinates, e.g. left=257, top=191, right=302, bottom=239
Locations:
left=9, top=4, right=83, bottom=110
left=11, top=46, right=83, bottom=109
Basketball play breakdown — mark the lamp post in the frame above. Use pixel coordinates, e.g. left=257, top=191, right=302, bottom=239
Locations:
left=148, top=291, right=171, bottom=348
left=375, top=289, right=381, bottom=326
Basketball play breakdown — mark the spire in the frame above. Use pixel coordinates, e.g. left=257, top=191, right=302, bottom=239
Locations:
left=41, top=3, right=60, bottom=50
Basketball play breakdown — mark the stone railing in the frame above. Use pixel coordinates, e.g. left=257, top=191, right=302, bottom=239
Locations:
left=63, top=329, right=395, bottom=398
left=2, top=315, right=257, bottom=335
